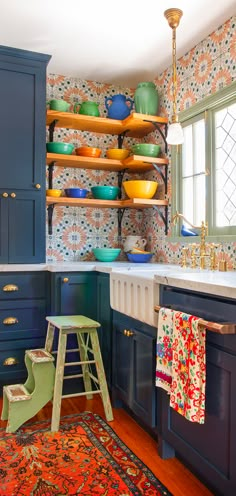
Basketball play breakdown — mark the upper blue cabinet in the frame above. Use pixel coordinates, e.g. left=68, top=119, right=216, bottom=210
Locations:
left=0, top=46, right=51, bottom=263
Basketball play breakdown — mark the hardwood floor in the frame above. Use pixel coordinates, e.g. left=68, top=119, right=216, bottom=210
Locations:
left=0, top=395, right=213, bottom=496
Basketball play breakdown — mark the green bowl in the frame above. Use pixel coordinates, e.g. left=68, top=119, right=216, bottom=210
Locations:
left=46, top=142, right=74, bottom=155
left=93, top=248, right=121, bottom=262
left=132, top=143, right=160, bottom=158
left=91, top=186, right=120, bottom=200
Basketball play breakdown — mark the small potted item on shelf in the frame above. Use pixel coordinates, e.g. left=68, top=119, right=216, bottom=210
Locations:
left=105, top=94, right=134, bottom=120
left=47, top=99, right=70, bottom=112
left=46, top=142, right=74, bottom=155
left=73, top=101, right=100, bottom=117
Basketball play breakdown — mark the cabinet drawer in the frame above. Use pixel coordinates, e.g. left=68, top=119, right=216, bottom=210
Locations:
left=0, top=299, right=47, bottom=340
left=0, top=272, right=47, bottom=300
left=0, top=337, right=46, bottom=389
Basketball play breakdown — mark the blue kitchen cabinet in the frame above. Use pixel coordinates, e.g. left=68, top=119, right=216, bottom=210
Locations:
left=158, top=285, right=236, bottom=496
left=112, top=310, right=157, bottom=432
left=0, top=272, right=49, bottom=392
left=50, top=272, right=97, bottom=318
left=0, top=45, right=50, bottom=263
left=96, top=273, right=113, bottom=388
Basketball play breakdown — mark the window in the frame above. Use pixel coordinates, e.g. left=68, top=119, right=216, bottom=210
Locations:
left=172, top=81, right=236, bottom=237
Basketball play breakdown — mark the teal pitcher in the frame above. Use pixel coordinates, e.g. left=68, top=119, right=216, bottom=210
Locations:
left=105, top=94, right=134, bottom=120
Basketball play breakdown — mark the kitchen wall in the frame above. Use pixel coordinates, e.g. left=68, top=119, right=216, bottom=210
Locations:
left=46, top=15, right=236, bottom=266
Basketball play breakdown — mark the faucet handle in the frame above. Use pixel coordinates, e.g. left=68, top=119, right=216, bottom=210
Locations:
left=181, top=246, right=189, bottom=268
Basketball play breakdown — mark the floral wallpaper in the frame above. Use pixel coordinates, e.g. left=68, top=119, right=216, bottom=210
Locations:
left=46, top=15, right=236, bottom=268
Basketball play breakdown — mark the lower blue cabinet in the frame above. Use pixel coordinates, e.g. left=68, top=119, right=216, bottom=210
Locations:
left=0, top=271, right=49, bottom=391
left=158, top=285, right=236, bottom=496
left=112, top=311, right=157, bottom=432
left=96, top=273, right=113, bottom=388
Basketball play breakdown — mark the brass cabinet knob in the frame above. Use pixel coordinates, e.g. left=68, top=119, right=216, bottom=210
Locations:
left=123, top=329, right=134, bottom=337
left=35, top=184, right=41, bottom=189
left=62, top=277, right=69, bottom=283
left=2, top=192, right=8, bottom=198
left=3, top=357, right=19, bottom=366
left=3, top=317, right=19, bottom=325
left=2, top=284, right=19, bottom=292
left=10, top=192, right=16, bottom=198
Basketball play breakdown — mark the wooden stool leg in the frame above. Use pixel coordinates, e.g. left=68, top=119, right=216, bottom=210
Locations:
left=90, top=329, right=114, bottom=422
left=77, top=331, right=93, bottom=399
left=51, top=331, right=67, bottom=432
left=45, top=322, right=55, bottom=353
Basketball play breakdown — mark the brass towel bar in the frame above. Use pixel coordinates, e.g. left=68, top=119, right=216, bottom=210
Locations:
left=154, top=305, right=236, bottom=335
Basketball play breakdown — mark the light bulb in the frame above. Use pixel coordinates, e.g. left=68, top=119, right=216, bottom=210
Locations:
left=166, top=122, right=184, bottom=145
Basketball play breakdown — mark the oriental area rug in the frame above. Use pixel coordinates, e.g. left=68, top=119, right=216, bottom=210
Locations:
left=0, top=412, right=172, bottom=496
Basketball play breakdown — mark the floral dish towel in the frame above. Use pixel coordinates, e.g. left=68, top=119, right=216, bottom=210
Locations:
left=156, top=307, right=206, bottom=424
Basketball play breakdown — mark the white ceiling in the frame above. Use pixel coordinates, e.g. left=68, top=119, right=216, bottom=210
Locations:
left=1, top=0, right=235, bottom=87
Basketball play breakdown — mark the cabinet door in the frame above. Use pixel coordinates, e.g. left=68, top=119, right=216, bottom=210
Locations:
left=132, top=330, right=156, bottom=428
left=7, top=190, right=45, bottom=263
left=51, top=273, right=97, bottom=319
left=0, top=194, right=8, bottom=261
left=113, top=322, right=132, bottom=406
left=159, top=344, right=236, bottom=495
left=0, top=49, right=49, bottom=189
left=97, top=274, right=113, bottom=387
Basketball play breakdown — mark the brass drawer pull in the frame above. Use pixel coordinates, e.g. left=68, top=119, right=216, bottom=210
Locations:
left=123, top=329, right=134, bottom=337
left=35, top=183, right=41, bottom=189
left=3, top=317, right=19, bottom=325
left=3, top=357, right=19, bottom=366
left=10, top=192, right=16, bottom=198
left=2, top=284, right=19, bottom=292
left=2, top=192, right=8, bottom=198
left=63, top=277, right=69, bottom=283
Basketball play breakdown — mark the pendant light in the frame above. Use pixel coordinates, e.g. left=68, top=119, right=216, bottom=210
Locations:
left=164, top=8, right=184, bottom=145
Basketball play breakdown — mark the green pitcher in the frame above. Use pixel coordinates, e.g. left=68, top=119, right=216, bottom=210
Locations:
left=74, top=101, right=100, bottom=117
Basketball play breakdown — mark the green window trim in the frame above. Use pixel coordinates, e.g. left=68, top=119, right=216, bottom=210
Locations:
left=171, top=80, right=236, bottom=239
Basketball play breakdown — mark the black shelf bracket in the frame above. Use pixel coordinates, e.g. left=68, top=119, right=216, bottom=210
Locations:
left=47, top=162, right=56, bottom=189
left=48, top=119, right=58, bottom=142
left=144, top=121, right=168, bottom=154
left=47, top=204, right=55, bottom=235
left=117, top=170, right=127, bottom=196
left=153, top=204, right=168, bottom=235
left=117, top=208, right=126, bottom=241
left=151, top=163, right=168, bottom=195
left=117, top=130, right=129, bottom=149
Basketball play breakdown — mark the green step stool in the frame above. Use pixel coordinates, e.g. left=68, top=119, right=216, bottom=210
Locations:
left=1, top=349, right=55, bottom=433
left=45, top=315, right=114, bottom=432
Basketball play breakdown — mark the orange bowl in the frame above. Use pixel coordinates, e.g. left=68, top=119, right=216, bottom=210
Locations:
left=75, top=146, right=102, bottom=158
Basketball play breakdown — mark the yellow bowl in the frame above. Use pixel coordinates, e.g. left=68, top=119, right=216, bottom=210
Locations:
left=46, top=189, right=62, bottom=197
left=122, top=180, right=158, bottom=199
left=106, top=148, right=129, bottom=160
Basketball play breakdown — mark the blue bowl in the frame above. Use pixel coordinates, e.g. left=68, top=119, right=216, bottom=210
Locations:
left=127, top=252, right=153, bottom=263
left=64, top=188, right=88, bottom=198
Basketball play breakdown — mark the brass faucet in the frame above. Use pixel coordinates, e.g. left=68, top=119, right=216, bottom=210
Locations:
left=172, top=212, right=222, bottom=270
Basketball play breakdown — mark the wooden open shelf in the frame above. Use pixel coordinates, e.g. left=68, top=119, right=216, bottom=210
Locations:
left=46, top=197, right=168, bottom=208
left=46, top=110, right=168, bottom=138
left=46, top=153, right=168, bottom=173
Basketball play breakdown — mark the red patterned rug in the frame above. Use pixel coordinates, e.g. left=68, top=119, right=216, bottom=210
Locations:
left=0, top=412, right=172, bottom=495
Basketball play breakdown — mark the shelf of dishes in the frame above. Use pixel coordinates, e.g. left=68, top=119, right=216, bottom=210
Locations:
left=46, top=110, right=168, bottom=138
left=46, top=197, right=168, bottom=208
left=46, top=153, right=168, bottom=172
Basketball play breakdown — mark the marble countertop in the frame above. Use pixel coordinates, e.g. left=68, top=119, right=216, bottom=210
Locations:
left=1, top=262, right=236, bottom=299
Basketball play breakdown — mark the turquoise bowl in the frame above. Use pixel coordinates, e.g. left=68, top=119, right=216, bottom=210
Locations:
left=93, top=248, right=121, bottom=262
left=131, top=143, right=160, bottom=158
left=46, top=142, right=74, bottom=155
left=91, top=185, right=120, bottom=200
